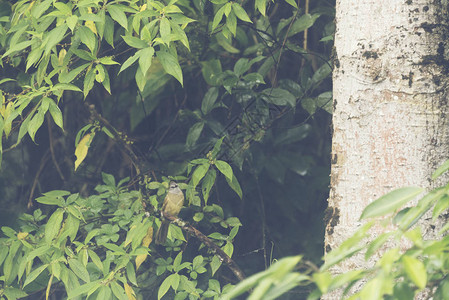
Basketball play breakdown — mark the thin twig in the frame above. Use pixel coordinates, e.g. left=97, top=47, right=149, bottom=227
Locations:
left=28, top=151, right=51, bottom=208
left=46, top=114, right=65, bottom=181
left=85, top=103, right=142, bottom=175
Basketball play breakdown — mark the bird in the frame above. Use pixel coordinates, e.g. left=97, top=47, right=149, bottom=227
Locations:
left=155, top=181, right=185, bottom=244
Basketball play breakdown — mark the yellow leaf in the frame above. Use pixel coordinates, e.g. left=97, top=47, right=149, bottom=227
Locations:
left=85, top=20, right=97, bottom=35
left=75, top=133, right=94, bottom=171
left=17, top=232, right=29, bottom=240
left=136, top=227, right=153, bottom=270
left=46, top=273, right=54, bottom=300
left=3, top=102, right=13, bottom=136
left=58, top=49, right=67, bottom=66
left=140, top=4, right=147, bottom=11
left=124, top=282, right=136, bottom=300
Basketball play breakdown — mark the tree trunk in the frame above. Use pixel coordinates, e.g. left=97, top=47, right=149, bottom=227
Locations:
left=325, top=0, right=449, bottom=297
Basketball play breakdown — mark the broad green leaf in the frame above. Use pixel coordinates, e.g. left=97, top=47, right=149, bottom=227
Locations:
left=77, top=26, right=96, bottom=53
left=119, top=51, right=141, bottom=74
left=215, top=160, right=233, bottom=181
left=138, top=47, right=155, bottom=75
left=284, top=0, right=298, bottom=8
left=288, top=14, right=320, bottom=37
left=44, top=24, right=68, bottom=55
left=45, top=208, right=64, bottom=244
left=104, top=15, right=115, bottom=47
left=158, top=274, right=174, bottom=299
left=210, top=255, right=222, bottom=276
left=274, top=124, right=311, bottom=145
left=192, top=163, right=209, bottom=188
left=232, top=3, right=252, bottom=22
left=212, top=5, right=226, bottom=31
left=255, top=0, right=267, bottom=15
left=402, top=255, right=427, bottom=289
left=3, top=40, right=33, bottom=57
left=226, top=11, right=237, bottom=36
left=83, top=67, right=96, bottom=98
left=68, top=258, right=90, bottom=283
left=68, top=280, right=102, bottom=299
left=360, top=187, right=424, bottom=219
left=202, top=168, right=216, bottom=203
left=225, top=172, right=242, bottom=199
left=126, top=262, right=137, bottom=286
left=122, top=35, right=149, bottom=49
left=27, top=109, right=45, bottom=142
left=186, top=121, right=204, bottom=149
left=66, top=15, right=78, bottom=32
left=107, top=5, right=128, bottom=30
left=49, top=99, right=64, bottom=130
left=59, top=63, right=90, bottom=83
left=110, top=281, right=127, bottom=300
left=160, top=17, right=171, bottom=44
left=201, top=87, right=219, bottom=115
left=432, top=159, right=449, bottom=179
left=262, top=88, right=296, bottom=107
left=157, top=51, right=183, bottom=85
left=23, top=264, right=48, bottom=288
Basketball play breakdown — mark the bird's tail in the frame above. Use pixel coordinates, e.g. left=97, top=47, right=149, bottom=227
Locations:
left=155, top=220, right=169, bottom=244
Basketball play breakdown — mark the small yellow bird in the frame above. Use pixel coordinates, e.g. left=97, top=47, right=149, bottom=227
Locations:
left=155, top=181, right=185, bottom=244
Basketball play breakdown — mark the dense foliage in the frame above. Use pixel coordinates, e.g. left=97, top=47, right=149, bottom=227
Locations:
left=0, top=0, right=333, bottom=299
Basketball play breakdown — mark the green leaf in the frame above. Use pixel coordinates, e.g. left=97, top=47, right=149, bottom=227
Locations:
left=49, top=99, right=64, bottom=130
left=107, top=5, right=128, bottom=30
left=274, top=124, right=311, bottom=146
left=157, top=51, right=183, bottom=85
left=226, top=11, right=237, bottom=36
left=119, top=51, right=141, bottom=74
left=231, top=3, right=252, bottom=23
left=432, top=159, right=449, bottom=179
left=192, top=163, right=210, bottom=188
left=104, top=15, right=115, bottom=47
left=27, top=110, right=45, bottom=142
left=45, top=208, right=64, bottom=244
left=158, top=274, right=176, bottom=299
left=210, top=255, right=222, bottom=276
left=122, top=35, right=149, bottom=49
left=262, top=88, right=296, bottom=107
left=66, top=15, right=78, bottom=32
left=202, top=168, right=216, bottom=204
left=288, top=14, right=320, bottom=37
left=88, top=250, right=104, bottom=272
left=23, top=264, right=48, bottom=288
left=77, top=26, right=97, bottom=53
left=126, top=261, right=137, bottom=286
left=215, top=160, right=233, bottom=181
left=68, top=258, right=90, bottom=283
left=225, top=172, right=242, bottom=199
left=212, top=5, right=226, bottom=32
left=68, top=280, right=102, bottom=299
left=186, top=121, right=204, bottom=149
left=3, top=40, right=33, bottom=57
left=138, top=47, right=155, bottom=75
left=160, top=17, right=171, bottom=44
left=59, top=63, right=90, bottom=83
left=43, top=24, right=68, bottom=55
left=402, top=255, right=427, bottom=289
left=201, top=87, right=219, bottom=115
left=83, top=67, right=96, bottom=98
left=284, top=0, right=298, bottom=8
left=360, top=187, right=424, bottom=219
left=110, top=281, right=127, bottom=300
left=255, top=0, right=267, bottom=16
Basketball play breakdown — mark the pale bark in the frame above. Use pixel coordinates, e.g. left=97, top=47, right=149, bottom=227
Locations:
left=325, top=0, right=449, bottom=298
